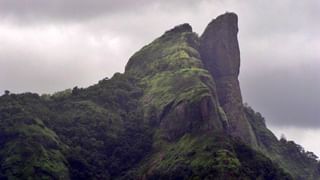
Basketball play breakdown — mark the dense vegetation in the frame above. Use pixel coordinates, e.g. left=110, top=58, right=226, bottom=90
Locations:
left=143, top=133, right=291, bottom=180
left=245, top=105, right=320, bottom=179
left=0, top=74, right=153, bottom=179
left=0, top=16, right=319, bottom=179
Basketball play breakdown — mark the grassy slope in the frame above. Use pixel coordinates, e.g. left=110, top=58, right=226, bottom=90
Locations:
left=245, top=106, right=320, bottom=180
left=136, top=132, right=291, bottom=180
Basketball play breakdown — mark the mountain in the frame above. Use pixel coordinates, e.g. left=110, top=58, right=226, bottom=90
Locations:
left=0, top=12, right=319, bottom=180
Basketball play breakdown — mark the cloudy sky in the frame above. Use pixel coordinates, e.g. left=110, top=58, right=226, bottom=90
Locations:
left=0, top=0, right=319, bottom=155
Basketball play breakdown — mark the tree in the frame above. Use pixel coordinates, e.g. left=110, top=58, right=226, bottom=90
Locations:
left=4, top=90, right=10, bottom=95
left=280, top=134, right=287, bottom=142
left=305, top=151, right=318, bottom=160
left=72, top=86, right=80, bottom=95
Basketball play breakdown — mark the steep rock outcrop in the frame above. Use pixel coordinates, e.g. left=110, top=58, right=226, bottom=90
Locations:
left=126, top=24, right=226, bottom=140
left=200, top=12, right=257, bottom=146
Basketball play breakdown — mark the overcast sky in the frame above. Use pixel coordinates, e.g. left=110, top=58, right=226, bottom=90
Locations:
left=0, top=0, right=319, bottom=155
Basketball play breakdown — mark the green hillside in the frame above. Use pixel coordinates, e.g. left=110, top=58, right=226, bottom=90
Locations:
left=0, top=12, right=319, bottom=180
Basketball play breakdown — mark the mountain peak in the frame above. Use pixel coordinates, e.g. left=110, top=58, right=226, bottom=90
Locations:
left=200, top=12, right=240, bottom=77
left=164, top=23, right=193, bottom=34
left=211, top=12, right=238, bottom=31
left=200, top=12, right=257, bottom=146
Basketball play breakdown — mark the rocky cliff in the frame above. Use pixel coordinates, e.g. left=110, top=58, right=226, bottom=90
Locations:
left=200, top=13, right=257, bottom=146
left=125, top=13, right=257, bottom=146
left=0, top=12, right=319, bottom=180
left=125, top=23, right=226, bottom=141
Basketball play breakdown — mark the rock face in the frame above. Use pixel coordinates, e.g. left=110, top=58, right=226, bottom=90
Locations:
left=126, top=24, right=225, bottom=140
left=200, top=13, right=257, bottom=146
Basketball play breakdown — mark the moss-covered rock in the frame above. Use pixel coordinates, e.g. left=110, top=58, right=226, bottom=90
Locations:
left=126, top=24, right=226, bottom=140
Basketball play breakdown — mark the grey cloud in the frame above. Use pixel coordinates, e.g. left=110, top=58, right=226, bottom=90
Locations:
left=235, top=0, right=320, bottom=128
left=241, top=61, right=320, bottom=128
left=0, top=45, right=100, bottom=94
left=0, top=0, right=202, bottom=23
left=0, top=0, right=319, bottom=130
left=236, top=0, right=320, bottom=37
left=0, top=24, right=133, bottom=94
left=0, top=0, right=144, bottom=22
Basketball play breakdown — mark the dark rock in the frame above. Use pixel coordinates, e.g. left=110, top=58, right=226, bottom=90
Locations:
left=164, top=23, right=193, bottom=35
left=200, top=12, right=257, bottom=146
left=160, top=95, right=223, bottom=140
